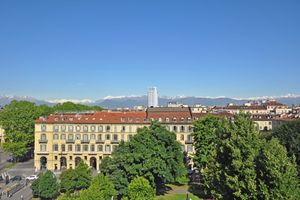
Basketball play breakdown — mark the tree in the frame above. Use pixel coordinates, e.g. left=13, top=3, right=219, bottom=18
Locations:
left=192, top=115, right=225, bottom=170
left=100, top=122, right=185, bottom=197
left=53, top=102, right=102, bottom=112
left=0, top=101, right=40, bottom=160
left=60, top=161, right=92, bottom=194
left=273, top=119, right=300, bottom=175
left=31, top=170, right=59, bottom=199
left=193, top=114, right=300, bottom=199
left=125, top=177, right=155, bottom=200
left=256, top=138, right=300, bottom=199
left=58, top=174, right=116, bottom=200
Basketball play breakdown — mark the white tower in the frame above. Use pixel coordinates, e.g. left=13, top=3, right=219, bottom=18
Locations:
left=148, top=87, right=158, bottom=107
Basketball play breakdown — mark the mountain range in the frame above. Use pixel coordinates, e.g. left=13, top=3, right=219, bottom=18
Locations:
left=1, top=94, right=300, bottom=108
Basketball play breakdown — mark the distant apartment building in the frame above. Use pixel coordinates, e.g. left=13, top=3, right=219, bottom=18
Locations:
left=264, top=100, right=291, bottom=114
left=213, top=105, right=269, bottom=115
left=148, top=87, right=158, bottom=107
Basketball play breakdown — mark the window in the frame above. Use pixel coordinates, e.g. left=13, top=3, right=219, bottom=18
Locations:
left=76, top=134, right=81, bottom=140
left=114, top=126, right=117, bottom=132
left=61, top=125, right=66, bottom=132
left=98, top=126, right=103, bottom=132
left=75, top=144, right=81, bottom=152
left=180, top=126, right=185, bottom=132
left=166, top=117, right=170, bottom=123
left=68, top=144, right=72, bottom=151
left=53, top=134, right=59, bottom=140
left=121, top=126, right=126, bottom=132
left=83, top=125, right=88, bottom=132
left=173, top=126, right=177, bottom=132
left=106, top=134, right=110, bottom=140
left=98, top=145, right=103, bottom=152
left=180, top=134, right=184, bottom=141
left=158, top=117, right=162, bottom=122
left=136, top=118, right=140, bottom=123
left=53, top=144, right=58, bottom=151
left=187, top=144, right=193, bottom=152
left=61, top=144, right=65, bottom=152
left=187, top=135, right=193, bottom=142
left=113, top=134, right=118, bottom=142
left=90, top=134, right=96, bottom=140
left=83, top=144, right=88, bottom=152
left=187, top=117, right=192, bottom=122
left=121, top=117, right=125, bottom=122
left=83, top=134, right=88, bottom=141
left=129, top=126, right=132, bottom=132
left=54, top=125, right=59, bottom=132
left=181, top=117, right=185, bottom=123
left=188, top=126, right=193, bottom=132
left=76, top=125, right=81, bottom=132
left=97, top=134, right=102, bottom=141
left=41, top=134, right=47, bottom=141
left=61, top=134, right=66, bottom=140
left=129, top=117, right=133, bottom=123
left=41, top=125, right=47, bottom=131
left=91, top=125, right=96, bottom=132
left=40, top=144, right=46, bottom=152
left=173, top=117, right=177, bottom=122
left=90, top=144, right=95, bottom=152
left=106, top=126, right=111, bottom=132
left=68, top=134, right=74, bottom=140
left=68, top=125, right=74, bottom=132
left=105, top=145, right=111, bottom=153
left=143, top=118, right=147, bottom=122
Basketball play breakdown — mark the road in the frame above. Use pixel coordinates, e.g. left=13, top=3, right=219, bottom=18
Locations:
left=0, top=159, right=35, bottom=200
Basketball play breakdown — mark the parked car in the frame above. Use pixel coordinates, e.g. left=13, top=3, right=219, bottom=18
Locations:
left=25, top=175, right=38, bottom=181
left=10, top=175, right=23, bottom=181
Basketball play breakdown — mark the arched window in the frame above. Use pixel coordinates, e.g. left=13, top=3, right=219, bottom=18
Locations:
left=173, top=126, right=177, bottom=132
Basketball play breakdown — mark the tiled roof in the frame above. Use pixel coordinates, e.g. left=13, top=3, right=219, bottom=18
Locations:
left=35, top=111, right=147, bottom=124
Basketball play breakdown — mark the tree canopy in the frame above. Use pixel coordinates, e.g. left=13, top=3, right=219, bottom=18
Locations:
left=100, top=122, right=186, bottom=197
left=58, top=174, right=116, bottom=200
left=273, top=119, right=300, bottom=175
left=31, top=170, right=60, bottom=199
left=125, top=177, right=155, bottom=200
left=193, top=114, right=300, bottom=199
left=60, top=161, right=92, bottom=194
left=52, top=102, right=102, bottom=112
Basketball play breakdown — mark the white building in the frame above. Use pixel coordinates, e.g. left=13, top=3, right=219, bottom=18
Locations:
left=148, top=87, right=158, bottom=107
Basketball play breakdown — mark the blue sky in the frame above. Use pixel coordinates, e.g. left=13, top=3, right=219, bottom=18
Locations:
left=0, top=0, right=299, bottom=100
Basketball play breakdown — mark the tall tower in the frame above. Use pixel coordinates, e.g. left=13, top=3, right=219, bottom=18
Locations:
left=148, top=87, right=158, bottom=107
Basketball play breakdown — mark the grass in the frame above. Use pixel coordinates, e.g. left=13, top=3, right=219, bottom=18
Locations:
left=156, top=193, right=202, bottom=200
left=155, top=184, right=203, bottom=200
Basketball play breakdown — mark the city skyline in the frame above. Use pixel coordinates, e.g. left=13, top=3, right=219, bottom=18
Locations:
left=1, top=1, right=300, bottom=99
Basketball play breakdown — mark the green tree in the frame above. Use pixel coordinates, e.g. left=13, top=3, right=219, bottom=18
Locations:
left=273, top=119, right=300, bottom=174
left=192, top=115, right=225, bottom=170
left=193, top=114, right=300, bottom=199
left=60, top=161, right=92, bottom=194
left=126, top=177, right=155, bottom=200
left=100, top=122, right=185, bottom=197
left=31, top=170, right=60, bottom=199
left=53, top=102, right=102, bottom=112
left=256, top=138, right=300, bottom=199
left=0, top=101, right=40, bottom=160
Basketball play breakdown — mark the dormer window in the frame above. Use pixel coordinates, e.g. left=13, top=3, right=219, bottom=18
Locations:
left=54, top=117, right=58, bottom=122
left=166, top=117, right=170, bottom=123
left=187, top=117, right=191, bottom=122
left=181, top=117, right=185, bottom=123
left=173, top=117, right=177, bottom=122
left=128, top=117, right=133, bottom=123
left=136, top=118, right=140, bottom=123
left=69, top=117, right=74, bottom=122
left=158, top=117, right=162, bottom=122
left=121, top=117, right=125, bottom=123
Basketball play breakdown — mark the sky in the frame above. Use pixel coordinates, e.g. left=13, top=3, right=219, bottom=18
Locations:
left=0, top=0, right=299, bottom=100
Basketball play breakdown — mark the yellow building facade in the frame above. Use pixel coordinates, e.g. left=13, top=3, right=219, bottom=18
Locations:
left=34, top=109, right=195, bottom=171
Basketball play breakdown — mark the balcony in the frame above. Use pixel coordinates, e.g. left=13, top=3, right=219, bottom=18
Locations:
left=39, top=139, right=48, bottom=143
left=81, top=139, right=89, bottom=144
left=96, top=140, right=104, bottom=144
left=185, top=140, right=193, bottom=144
left=111, top=140, right=119, bottom=144
left=66, top=139, right=75, bottom=143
